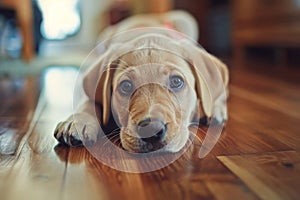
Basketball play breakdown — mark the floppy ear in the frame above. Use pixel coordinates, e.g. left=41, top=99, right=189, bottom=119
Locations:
left=181, top=41, right=229, bottom=120
left=83, top=63, right=116, bottom=125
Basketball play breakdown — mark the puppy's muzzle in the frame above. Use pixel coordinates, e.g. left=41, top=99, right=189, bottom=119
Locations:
left=137, top=118, right=167, bottom=143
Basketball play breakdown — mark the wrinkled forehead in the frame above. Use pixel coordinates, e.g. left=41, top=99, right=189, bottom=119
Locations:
left=113, top=49, right=194, bottom=84
left=118, top=49, right=188, bottom=67
left=115, top=64, right=170, bottom=85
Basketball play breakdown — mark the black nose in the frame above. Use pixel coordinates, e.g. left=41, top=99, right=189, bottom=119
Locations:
left=137, top=118, right=167, bottom=143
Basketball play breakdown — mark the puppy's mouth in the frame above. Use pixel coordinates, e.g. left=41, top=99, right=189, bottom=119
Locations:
left=121, top=118, right=169, bottom=153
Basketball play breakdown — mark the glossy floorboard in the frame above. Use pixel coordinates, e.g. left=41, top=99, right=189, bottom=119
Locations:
left=0, top=65, right=299, bottom=200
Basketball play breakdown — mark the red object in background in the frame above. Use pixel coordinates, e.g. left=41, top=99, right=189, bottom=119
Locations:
left=108, top=1, right=131, bottom=25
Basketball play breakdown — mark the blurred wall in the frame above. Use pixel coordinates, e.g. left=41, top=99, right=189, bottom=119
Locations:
left=76, top=0, right=111, bottom=44
left=43, top=0, right=111, bottom=48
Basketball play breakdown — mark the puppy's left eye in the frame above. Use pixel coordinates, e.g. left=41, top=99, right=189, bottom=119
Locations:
left=169, top=75, right=185, bottom=91
left=118, top=80, right=134, bottom=96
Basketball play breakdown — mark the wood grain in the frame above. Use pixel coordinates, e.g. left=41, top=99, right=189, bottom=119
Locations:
left=218, top=151, right=300, bottom=200
left=0, top=65, right=300, bottom=200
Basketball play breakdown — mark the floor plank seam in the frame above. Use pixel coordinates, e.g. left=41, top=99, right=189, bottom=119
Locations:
left=1, top=92, right=47, bottom=183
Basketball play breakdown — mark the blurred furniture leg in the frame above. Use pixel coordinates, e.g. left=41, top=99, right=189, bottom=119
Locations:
left=1, top=0, right=35, bottom=62
left=131, top=0, right=173, bottom=14
left=149, top=0, right=173, bottom=13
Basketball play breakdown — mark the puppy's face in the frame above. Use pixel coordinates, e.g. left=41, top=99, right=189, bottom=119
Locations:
left=111, top=50, right=197, bottom=153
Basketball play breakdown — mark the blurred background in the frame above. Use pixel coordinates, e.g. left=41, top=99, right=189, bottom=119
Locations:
left=0, top=0, right=299, bottom=76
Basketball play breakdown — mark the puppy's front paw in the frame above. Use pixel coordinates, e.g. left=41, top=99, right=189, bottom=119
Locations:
left=54, top=114, right=100, bottom=147
left=213, top=94, right=228, bottom=124
left=213, top=105, right=227, bottom=124
left=199, top=106, right=227, bottom=126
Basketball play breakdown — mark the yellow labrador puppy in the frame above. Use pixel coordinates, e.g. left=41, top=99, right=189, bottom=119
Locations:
left=54, top=10, right=229, bottom=153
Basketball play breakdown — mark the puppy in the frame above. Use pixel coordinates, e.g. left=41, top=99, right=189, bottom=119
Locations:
left=54, top=10, right=229, bottom=153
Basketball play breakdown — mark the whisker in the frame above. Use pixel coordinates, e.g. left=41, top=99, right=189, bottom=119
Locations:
left=102, top=134, right=120, bottom=147
left=114, top=139, right=122, bottom=148
left=98, top=129, right=121, bottom=147
left=109, top=135, right=119, bottom=142
left=99, top=129, right=120, bottom=139
left=110, top=127, right=121, bottom=133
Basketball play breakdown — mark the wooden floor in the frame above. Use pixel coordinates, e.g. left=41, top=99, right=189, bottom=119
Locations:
left=0, top=63, right=300, bottom=200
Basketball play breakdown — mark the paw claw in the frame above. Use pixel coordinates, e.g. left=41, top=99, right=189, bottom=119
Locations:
left=57, top=134, right=67, bottom=145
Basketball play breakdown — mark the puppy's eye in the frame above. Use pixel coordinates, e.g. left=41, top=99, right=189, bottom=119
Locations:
left=169, top=75, right=185, bottom=91
left=118, top=80, right=134, bottom=96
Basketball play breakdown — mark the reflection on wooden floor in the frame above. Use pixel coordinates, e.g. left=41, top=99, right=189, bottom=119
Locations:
left=0, top=65, right=300, bottom=200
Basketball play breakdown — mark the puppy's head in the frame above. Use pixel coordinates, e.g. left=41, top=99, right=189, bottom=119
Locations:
left=83, top=36, right=227, bottom=153
left=109, top=50, right=198, bottom=153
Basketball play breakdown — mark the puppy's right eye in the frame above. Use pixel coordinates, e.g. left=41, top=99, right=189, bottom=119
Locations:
left=169, top=75, right=185, bottom=91
left=118, top=80, right=134, bottom=96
